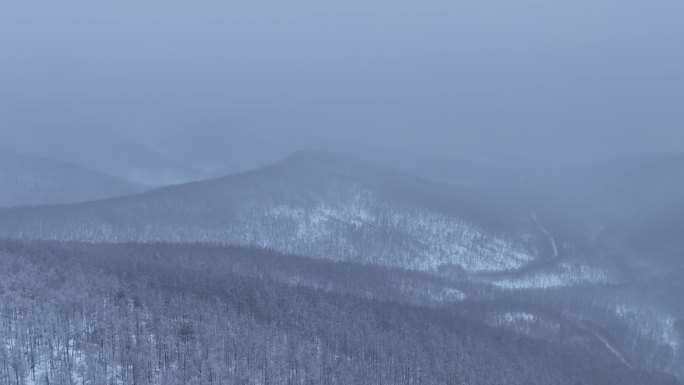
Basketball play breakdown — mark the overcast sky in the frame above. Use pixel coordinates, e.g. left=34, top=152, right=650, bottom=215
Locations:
left=1, top=0, right=682, bottom=174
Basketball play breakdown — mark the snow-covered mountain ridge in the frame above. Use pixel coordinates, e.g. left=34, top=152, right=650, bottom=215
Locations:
left=0, top=151, right=555, bottom=274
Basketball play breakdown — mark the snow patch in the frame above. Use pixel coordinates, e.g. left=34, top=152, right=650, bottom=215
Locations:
left=492, top=263, right=609, bottom=290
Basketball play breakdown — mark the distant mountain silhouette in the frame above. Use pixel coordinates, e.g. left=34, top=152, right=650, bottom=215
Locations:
left=599, top=153, right=684, bottom=267
left=0, top=149, right=142, bottom=207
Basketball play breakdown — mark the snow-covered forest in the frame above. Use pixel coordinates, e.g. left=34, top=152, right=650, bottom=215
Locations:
left=1, top=241, right=678, bottom=385
left=2, top=0, right=683, bottom=382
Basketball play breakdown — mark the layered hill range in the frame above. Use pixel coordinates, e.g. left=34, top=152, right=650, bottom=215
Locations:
left=0, top=149, right=142, bottom=207
left=0, top=151, right=578, bottom=275
left=0, top=150, right=682, bottom=380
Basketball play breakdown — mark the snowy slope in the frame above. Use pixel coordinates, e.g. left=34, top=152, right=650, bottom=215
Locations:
left=0, top=151, right=555, bottom=274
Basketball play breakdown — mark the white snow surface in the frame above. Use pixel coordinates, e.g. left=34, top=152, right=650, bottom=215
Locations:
left=492, top=263, right=610, bottom=290
left=612, top=302, right=681, bottom=354
left=233, top=187, right=536, bottom=273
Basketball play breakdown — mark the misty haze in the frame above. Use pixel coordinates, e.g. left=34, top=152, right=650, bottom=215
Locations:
left=1, top=0, right=683, bottom=384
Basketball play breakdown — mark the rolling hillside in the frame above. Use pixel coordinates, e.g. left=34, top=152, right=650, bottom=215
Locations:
left=0, top=152, right=681, bottom=381
left=0, top=151, right=561, bottom=273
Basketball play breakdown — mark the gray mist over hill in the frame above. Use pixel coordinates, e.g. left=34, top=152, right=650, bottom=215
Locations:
left=1, top=2, right=684, bottom=384
left=1, top=0, right=683, bottom=183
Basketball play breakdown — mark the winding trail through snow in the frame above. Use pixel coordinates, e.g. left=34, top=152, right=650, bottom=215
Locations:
left=595, top=333, right=633, bottom=369
left=531, top=214, right=558, bottom=258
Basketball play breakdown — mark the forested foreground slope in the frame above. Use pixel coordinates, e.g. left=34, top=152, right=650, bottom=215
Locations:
left=0, top=241, right=678, bottom=385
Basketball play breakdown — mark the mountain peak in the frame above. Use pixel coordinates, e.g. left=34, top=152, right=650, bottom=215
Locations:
left=258, top=150, right=374, bottom=180
left=273, top=150, right=413, bottom=182
left=280, top=150, right=364, bottom=168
